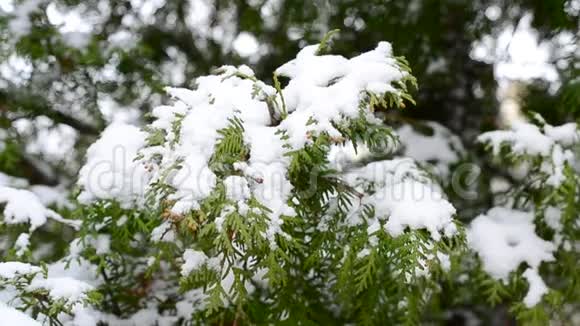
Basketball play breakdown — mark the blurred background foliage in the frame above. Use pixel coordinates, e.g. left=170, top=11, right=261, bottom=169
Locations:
left=0, top=0, right=578, bottom=186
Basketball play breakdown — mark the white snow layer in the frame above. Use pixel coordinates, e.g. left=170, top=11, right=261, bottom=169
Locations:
left=397, top=121, right=464, bottom=178
left=468, top=207, right=555, bottom=280
left=0, top=302, right=41, bottom=326
left=344, top=158, right=457, bottom=240
left=478, top=121, right=579, bottom=186
left=276, top=42, right=405, bottom=149
left=0, top=186, right=79, bottom=231
left=522, top=267, right=549, bottom=307
left=77, top=122, right=150, bottom=208
left=4, top=0, right=44, bottom=38
left=181, top=249, right=209, bottom=276
left=468, top=207, right=556, bottom=306
left=28, top=276, right=94, bottom=303
left=0, top=261, right=41, bottom=279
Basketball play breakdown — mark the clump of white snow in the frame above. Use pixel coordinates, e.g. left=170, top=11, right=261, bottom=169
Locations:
left=478, top=121, right=579, bottom=187
left=28, top=276, right=94, bottom=304
left=0, top=186, right=79, bottom=231
left=77, top=123, right=150, bottom=208
left=0, top=262, right=41, bottom=279
left=181, top=249, right=209, bottom=276
left=223, top=175, right=251, bottom=201
left=467, top=207, right=555, bottom=280
left=0, top=302, right=41, bottom=326
left=276, top=42, right=407, bottom=149
left=151, top=221, right=176, bottom=243
left=30, top=185, right=72, bottom=210
left=478, top=122, right=554, bottom=156
left=5, top=0, right=44, bottom=38
left=14, top=233, right=30, bottom=256
left=544, top=123, right=580, bottom=146
left=380, top=180, right=457, bottom=240
left=468, top=207, right=556, bottom=307
left=0, top=172, right=28, bottom=188
left=522, top=267, right=549, bottom=307
left=344, top=158, right=457, bottom=240
left=397, top=121, right=465, bottom=178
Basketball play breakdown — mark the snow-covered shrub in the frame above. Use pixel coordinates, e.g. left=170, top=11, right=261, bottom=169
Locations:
left=468, top=116, right=580, bottom=323
left=0, top=37, right=579, bottom=325
left=75, top=40, right=461, bottom=324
